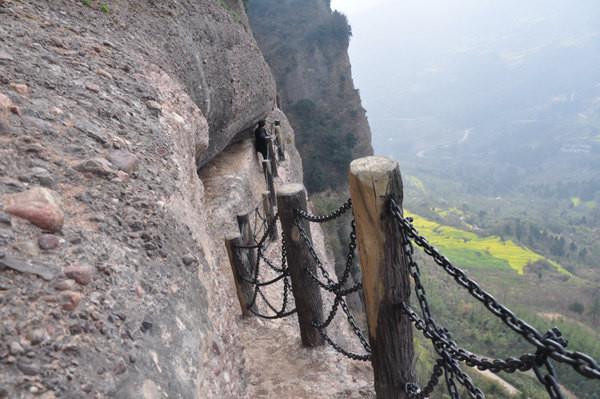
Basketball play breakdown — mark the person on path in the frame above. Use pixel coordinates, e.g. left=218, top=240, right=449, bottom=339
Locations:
left=254, top=120, right=271, bottom=160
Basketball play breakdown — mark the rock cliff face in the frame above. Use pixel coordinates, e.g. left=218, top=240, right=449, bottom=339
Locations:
left=0, top=1, right=376, bottom=398
left=0, top=1, right=280, bottom=398
left=248, top=0, right=373, bottom=192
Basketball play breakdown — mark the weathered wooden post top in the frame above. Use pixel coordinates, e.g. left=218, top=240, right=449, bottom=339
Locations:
left=277, top=183, right=325, bottom=347
left=348, top=156, right=415, bottom=399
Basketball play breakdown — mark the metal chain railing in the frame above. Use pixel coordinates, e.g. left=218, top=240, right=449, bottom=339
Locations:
left=295, top=198, right=353, bottom=223
left=294, top=201, right=372, bottom=362
left=390, top=198, right=600, bottom=399
left=233, top=207, right=271, bottom=250
left=237, top=210, right=296, bottom=320
left=226, top=183, right=600, bottom=399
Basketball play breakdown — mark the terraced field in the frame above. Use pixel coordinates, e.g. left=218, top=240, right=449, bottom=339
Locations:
left=405, top=211, right=567, bottom=275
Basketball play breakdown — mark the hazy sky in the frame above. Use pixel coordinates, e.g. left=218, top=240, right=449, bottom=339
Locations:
left=329, top=0, right=600, bottom=157
left=331, top=0, right=388, bottom=16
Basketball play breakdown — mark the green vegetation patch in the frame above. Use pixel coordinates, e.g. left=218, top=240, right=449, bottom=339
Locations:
left=406, top=211, right=567, bottom=275
left=434, top=207, right=464, bottom=218
left=571, top=196, right=596, bottom=209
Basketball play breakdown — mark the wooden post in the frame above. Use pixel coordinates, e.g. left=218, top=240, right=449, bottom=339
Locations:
left=262, top=191, right=278, bottom=241
left=225, top=234, right=256, bottom=317
left=268, top=138, right=279, bottom=177
left=348, top=156, right=415, bottom=399
left=262, top=160, right=276, bottom=208
left=277, top=184, right=325, bottom=347
left=237, top=212, right=257, bottom=268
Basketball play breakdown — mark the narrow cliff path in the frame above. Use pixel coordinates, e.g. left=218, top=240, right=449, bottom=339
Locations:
left=200, top=129, right=375, bottom=398
left=236, top=218, right=374, bottom=399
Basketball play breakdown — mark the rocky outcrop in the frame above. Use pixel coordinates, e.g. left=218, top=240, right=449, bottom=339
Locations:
left=0, top=1, right=276, bottom=397
left=248, top=0, right=373, bottom=192
left=2, top=0, right=275, bottom=167
left=0, top=1, right=377, bottom=398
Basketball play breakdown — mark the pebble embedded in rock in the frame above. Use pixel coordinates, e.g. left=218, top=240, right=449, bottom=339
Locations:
left=3, top=187, right=64, bottom=232
left=0, top=255, right=58, bottom=281
left=9, top=83, right=29, bottom=96
left=9, top=341, right=25, bottom=356
left=96, top=69, right=113, bottom=80
left=69, top=324, right=82, bottom=335
left=182, top=254, right=196, bottom=266
left=27, top=329, right=46, bottom=345
left=74, top=158, right=116, bottom=177
left=17, top=360, right=40, bottom=376
left=38, top=234, right=60, bottom=250
left=145, top=100, right=162, bottom=112
left=135, top=284, right=144, bottom=298
left=60, top=291, right=83, bottom=311
left=85, top=83, right=100, bottom=93
left=54, top=279, right=77, bottom=291
left=63, top=265, right=94, bottom=285
left=107, top=150, right=139, bottom=174
left=9, top=105, right=20, bottom=115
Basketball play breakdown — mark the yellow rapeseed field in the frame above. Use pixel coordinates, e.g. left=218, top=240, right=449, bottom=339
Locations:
left=405, top=211, right=567, bottom=275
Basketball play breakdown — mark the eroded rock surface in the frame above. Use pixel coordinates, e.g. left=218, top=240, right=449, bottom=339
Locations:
left=0, top=0, right=273, bottom=397
left=0, top=1, right=375, bottom=398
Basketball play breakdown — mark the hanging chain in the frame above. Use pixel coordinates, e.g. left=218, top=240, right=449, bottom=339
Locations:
left=237, top=212, right=296, bottom=320
left=295, top=198, right=352, bottom=223
left=292, top=201, right=371, bottom=361
left=230, top=194, right=599, bottom=398
left=406, top=359, right=445, bottom=399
